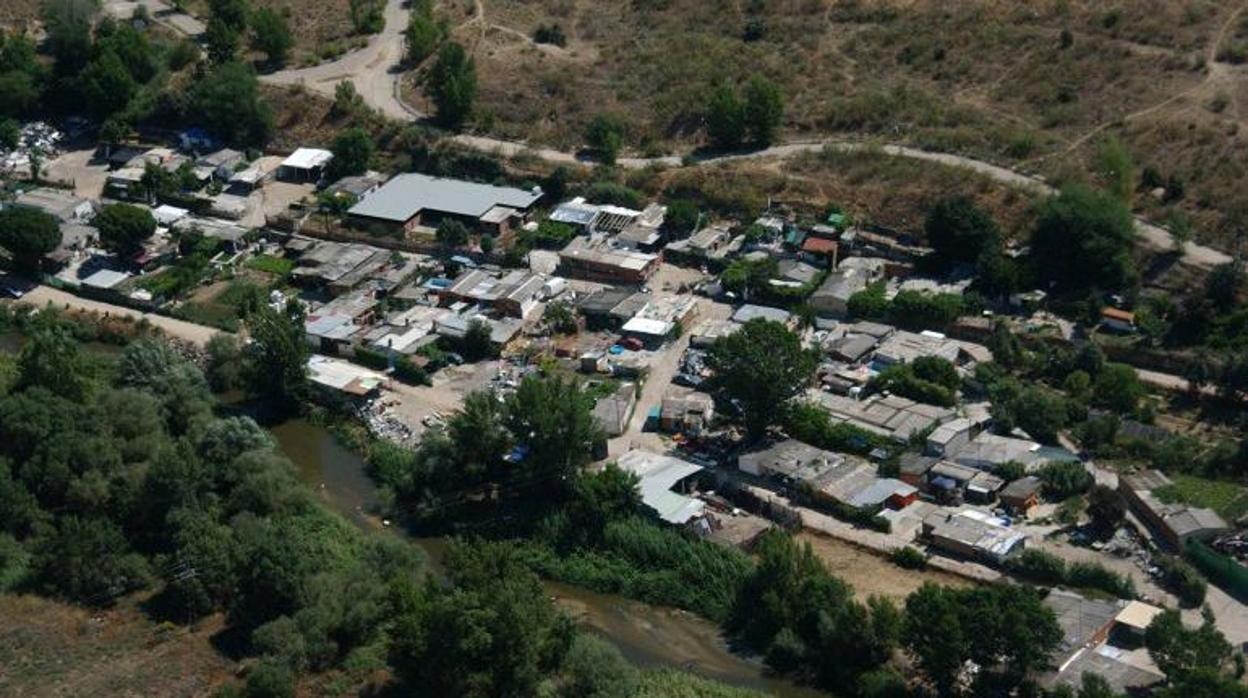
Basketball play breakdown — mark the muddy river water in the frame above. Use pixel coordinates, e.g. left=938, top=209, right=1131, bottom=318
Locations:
left=270, top=418, right=820, bottom=697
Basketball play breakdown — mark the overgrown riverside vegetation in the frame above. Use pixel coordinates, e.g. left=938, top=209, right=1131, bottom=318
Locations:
left=0, top=308, right=788, bottom=697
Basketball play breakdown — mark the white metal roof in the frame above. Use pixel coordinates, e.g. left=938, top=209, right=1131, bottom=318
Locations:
left=281, top=148, right=334, bottom=170
left=621, top=316, right=673, bottom=336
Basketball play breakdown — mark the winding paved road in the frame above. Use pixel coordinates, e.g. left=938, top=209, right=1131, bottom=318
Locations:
left=253, top=0, right=1233, bottom=270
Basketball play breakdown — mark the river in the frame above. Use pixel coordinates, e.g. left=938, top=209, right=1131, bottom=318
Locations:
left=269, top=418, right=821, bottom=697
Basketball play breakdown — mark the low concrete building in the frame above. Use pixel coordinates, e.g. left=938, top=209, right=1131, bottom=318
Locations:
left=811, top=391, right=954, bottom=443
left=808, top=256, right=885, bottom=317
left=731, top=303, right=791, bottom=326
left=14, top=188, right=94, bottom=223
left=307, top=354, right=386, bottom=398
left=999, top=476, right=1042, bottom=515
left=966, top=471, right=1005, bottom=504
left=659, top=392, right=715, bottom=434
left=616, top=450, right=706, bottom=526
left=926, top=417, right=975, bottom=457
left=946, top=432, right=1042, bottom=471
left=592, top=382, right=637, bottom=437
left=558, top=238, right=660, bottom=284
left=1040, top=591, right=1165, bottom=695
left=690, top=318, right=740, bottom=347
left=1119, top=470, right=1230, bottom=549
left=737, top=439, right=845, bottom=480
left=441, top=268, right=546, bottom=319
left=348, top=172, right=543, bottom=239
left=922, top=510, right=1026, bottom=565
left=873, top=330, right=961, bottom=366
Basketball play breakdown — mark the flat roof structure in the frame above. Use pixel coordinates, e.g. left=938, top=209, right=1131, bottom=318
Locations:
left=617, top=450, right=706, bottom=525
left=281, top=148, right=333, bottom=171
left=307, top=354, right=386, bottom=396
left=812, top=391, right=954, bottom=442
left=731, top=304, right=791, bottom=325
left=874, top=330, right=961, bottom=365
left=348, top=172, right=542, bottom=224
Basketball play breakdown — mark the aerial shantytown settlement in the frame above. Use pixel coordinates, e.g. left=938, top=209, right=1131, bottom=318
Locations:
left=2, top=1, right=1248, bottom=697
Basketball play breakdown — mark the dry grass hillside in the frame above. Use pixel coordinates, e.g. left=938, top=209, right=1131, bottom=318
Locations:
left=433, top=0, right=1248, bottom=252
left=0, top=594, right=235, bottom=697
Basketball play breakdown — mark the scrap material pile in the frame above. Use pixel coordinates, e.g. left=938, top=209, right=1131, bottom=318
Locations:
left=1, top=121, right=64, bottom=173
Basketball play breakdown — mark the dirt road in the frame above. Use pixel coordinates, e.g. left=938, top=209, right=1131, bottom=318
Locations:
left=18, top=285, right=225, bottom=346
left=259, top=0, right=414, bottom=120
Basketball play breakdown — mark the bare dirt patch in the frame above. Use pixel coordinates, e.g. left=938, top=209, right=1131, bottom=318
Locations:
left=795, top=531, right=974, bottom=602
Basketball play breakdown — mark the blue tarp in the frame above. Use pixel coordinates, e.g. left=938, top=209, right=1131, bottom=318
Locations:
left=931, top=476, right=957, bottom=490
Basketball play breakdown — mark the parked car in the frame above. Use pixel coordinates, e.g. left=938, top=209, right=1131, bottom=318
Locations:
left=620, top=337, right=644, bottom=351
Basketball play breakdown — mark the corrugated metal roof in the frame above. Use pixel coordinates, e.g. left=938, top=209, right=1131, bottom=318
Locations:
left=348, top=172, right=542, bottom=222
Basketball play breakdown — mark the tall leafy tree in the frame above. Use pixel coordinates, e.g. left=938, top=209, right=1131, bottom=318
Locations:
left=245, top=301, right=310, bottom=410
left=94, top=203, right=156, bottom=255
left=743, top=74, right=783, bottom=146
left=925, top=195, right=1001, bottom=269
left=707, top=319, right=816, bottom=438
left=504, top=375, right=600, bottom=492
left=43, top=0, right=96, bottom=77
left=330, top=127, right=375, bottom=178
left=426, top=41, right=477, bottom=129
left=250, top=7, right=293, bottom=66
left=188, top=61, right=274, bottom=146
left=79, top=49, right=137, bottom=119
left=1031, top=184, right=1137, bottom=295
left=705, top=81, right=745, bottom=149
left=0, top=206, right=61, bottom=271
left=585, top=113, right=625, bottom=165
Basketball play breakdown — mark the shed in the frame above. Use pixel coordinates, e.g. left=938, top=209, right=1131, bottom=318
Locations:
left=278, top=148, right=334, bottom=182
left=999, top=476, right=1042, bottom=514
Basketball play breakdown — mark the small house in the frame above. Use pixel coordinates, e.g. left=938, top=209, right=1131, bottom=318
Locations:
left=999, top=476, right=1042, bottom=515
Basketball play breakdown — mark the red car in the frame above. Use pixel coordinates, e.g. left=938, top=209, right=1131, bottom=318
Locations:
left=620, top=337, right=644, bottom=351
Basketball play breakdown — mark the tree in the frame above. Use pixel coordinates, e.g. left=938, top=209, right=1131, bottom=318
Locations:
left=435, top=219, right=470, bottom=248
left=1031, top=185, right=1137, bottom=295
left=1086, top=484, right=1124, bottom=533
left=543, top=301, right=577, bottom=334
left=210, top=0, right=250, bottom=31
left=329, top=127, right=374, bottom=178
left=705, top=82, right=745, bottom=150
left=95, top=204, right=156, bottom=255
left=1092, top=363, right=1145, bottom=414
left=560, top=634, right=638, bottom=698
left=743, top=74, right=783, bottom=146
left=925, top=196, right=1001, bottom=269
left=1204, top=261, right=1244, bottom=312
left=0, top=206, right=61, bottom=271
left=446, top=390, right=511, bottom=481
left=663, top=200, right=699, bottom=237
left=244, top=661, right=294, bottom=698
left=250, top=7, right=293, bottom=66
left=388, top=541, right=573, bottom=697
left=79, top=49, right=137, bottom=119
left=244, top=302, right=309, bottom=410
left=405, top=12, right=443, bottom=64
left=585, top=113, right=625, bottom=165
left=33, top=515, right=149, bottom=603
left=349, top=0, right=384, bottom=34
left=504, top=375, right=600, bottom=491
left=1146, top=609, right=1232, bottom=679
left=17, top=323, right=90, bottom=400
left=426, top=41, right=476, bottom=129
left=707, top=319, right=817, bottom=438
left=205, top=16, right=241, bottom=64
left=205, top=334, right=246, bottom=392
left=0, top=119, right=18, bottom=150
left=189, top=61, right=274, bottom=147
left=1037, top=460, right=1093, bottom=500
left=43, top=0, right=96, bottom=77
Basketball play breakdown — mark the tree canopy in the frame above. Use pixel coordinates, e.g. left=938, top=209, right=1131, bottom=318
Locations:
left=0, top=205, right=61, bottom=271
left=188, top=61, right=274, bottom=147
left=94, top=203, right=156, bottom=255
left=707, top=318, right=816, bottom=438
left=1031, top=185, right=1137, bottom=295
left=426, top=41, right=477, bottom=129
